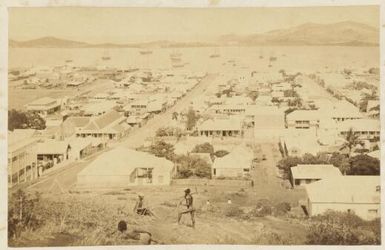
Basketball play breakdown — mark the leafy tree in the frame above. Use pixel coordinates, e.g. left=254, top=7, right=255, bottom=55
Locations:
left=302, top=153, right=328, bottom=164
left=271, top=97, right=280, bottom=103
left=175, top=155, right=211, bottom=178
left=276, top=156, right=302, bottom=180
left=186, top=108, right=200, bottom=130
left=288, top=97, right=302, bottom=108
left=214, top=150, right=229, bottom=158
left=347, top=154, right=380, bottom=175
left=192, top=142, right=215, bottom=161
left=156, top=127, right=183, bottom=138
left=192, top=142, right=214, bottom=155
left=329, top=152, right=350, bottom=175
left=340, top=128, right=363, bottom=156
left=176, top=156, right=194, bottom=178
left=247, top=91, right=259, bottom=102
left=369, top=105, right=380, bottom=112
left=368, top=67, right=379, bottom=74
left=156, top=127, right=168, bottom=137
left=194, top=160, right=212, bottom=178
left=148, top=140, right=175, bottom=161
left=283, top=89, right=297, bottom=98
left=8, top=109, right=46, bottom=131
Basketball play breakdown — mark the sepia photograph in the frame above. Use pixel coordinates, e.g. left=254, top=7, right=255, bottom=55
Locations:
left=4, top=1, right=382, bottom=247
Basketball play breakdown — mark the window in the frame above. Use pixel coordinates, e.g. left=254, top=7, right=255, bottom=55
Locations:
left=243, top=168, right=250, bottom=172
left=376, top=185, right=380, bottom=192
left=368, top=209, right=378, bottom=215
left=213, top=169, right=216, bottom=175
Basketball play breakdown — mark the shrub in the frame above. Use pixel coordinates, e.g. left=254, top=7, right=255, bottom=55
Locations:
left=8, top=190, right=43, bottom=239
left=177, top=166, right=194, bottom=178
left=248, top=199, right=272, bottom=217
left=224, top=206, right=244, bottom=218
left=306, top=211, right=381, bottom=245
left=274, top=202, right=291, bottom=216
left=306, top=222, right=359, bottom=245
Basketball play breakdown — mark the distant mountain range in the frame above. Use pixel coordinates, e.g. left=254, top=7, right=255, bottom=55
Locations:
left=9, top=36, right=217, bottom=48
left=9, top=21, right=378, bottom=48
left=219, top=21, right=378, bottom=46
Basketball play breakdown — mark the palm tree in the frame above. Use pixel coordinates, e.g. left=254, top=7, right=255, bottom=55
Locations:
left=340, top=128, right=363, bottom=156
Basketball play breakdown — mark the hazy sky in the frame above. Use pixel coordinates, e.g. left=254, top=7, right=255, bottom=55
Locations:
left=9, top=6, right=379, bottom=43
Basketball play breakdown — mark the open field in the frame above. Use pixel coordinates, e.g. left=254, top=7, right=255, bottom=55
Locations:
left=11, top=142, right=307, bottom=246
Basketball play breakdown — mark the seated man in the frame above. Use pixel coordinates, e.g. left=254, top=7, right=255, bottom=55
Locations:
left=133, top=194, right=154, bottom=216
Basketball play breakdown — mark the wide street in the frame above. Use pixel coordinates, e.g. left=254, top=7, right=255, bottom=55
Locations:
left=118, top=73, right=218, bottom=148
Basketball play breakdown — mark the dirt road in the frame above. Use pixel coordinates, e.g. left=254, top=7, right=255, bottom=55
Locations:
left=249, top=142, right=306, bottom=205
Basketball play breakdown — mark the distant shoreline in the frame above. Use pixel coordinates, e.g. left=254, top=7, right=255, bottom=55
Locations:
left=9, top=44, right=379, bottom=49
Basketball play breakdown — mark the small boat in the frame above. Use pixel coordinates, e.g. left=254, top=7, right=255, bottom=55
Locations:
left=269, top=56, right=277, bottom=62
left=65, top=59, right=73, bottom=63
left=170, top=51, right=182, bottom=58
left=172, top=63, right=185, bottom=68
left=140, top=50, right=153, bottom=55
left=209, top=48, right=220, bottom=58
left=102, top=50, right=111, bottom=60
left=259, top=49, right=264, bottom=59
left=171, top=57, right=182, bottom=63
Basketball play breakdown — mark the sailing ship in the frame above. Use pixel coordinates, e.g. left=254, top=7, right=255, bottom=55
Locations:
left=140, top=50, right=153, bottom=55
left=209, top=48, right=221, bottom=58
left=209, top=53, right=220, bottom=58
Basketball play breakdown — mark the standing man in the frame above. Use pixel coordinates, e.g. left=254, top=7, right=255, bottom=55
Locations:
left=178, top=188, right=195, bottom=228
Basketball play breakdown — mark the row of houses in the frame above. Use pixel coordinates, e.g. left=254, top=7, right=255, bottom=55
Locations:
left=289, top=163, right=380, bottom=220
left=8, top=129, right=107, bottom=187
left=76, top=143, right=254, bottom=189
left=12, top=69, right=206, bottom=188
